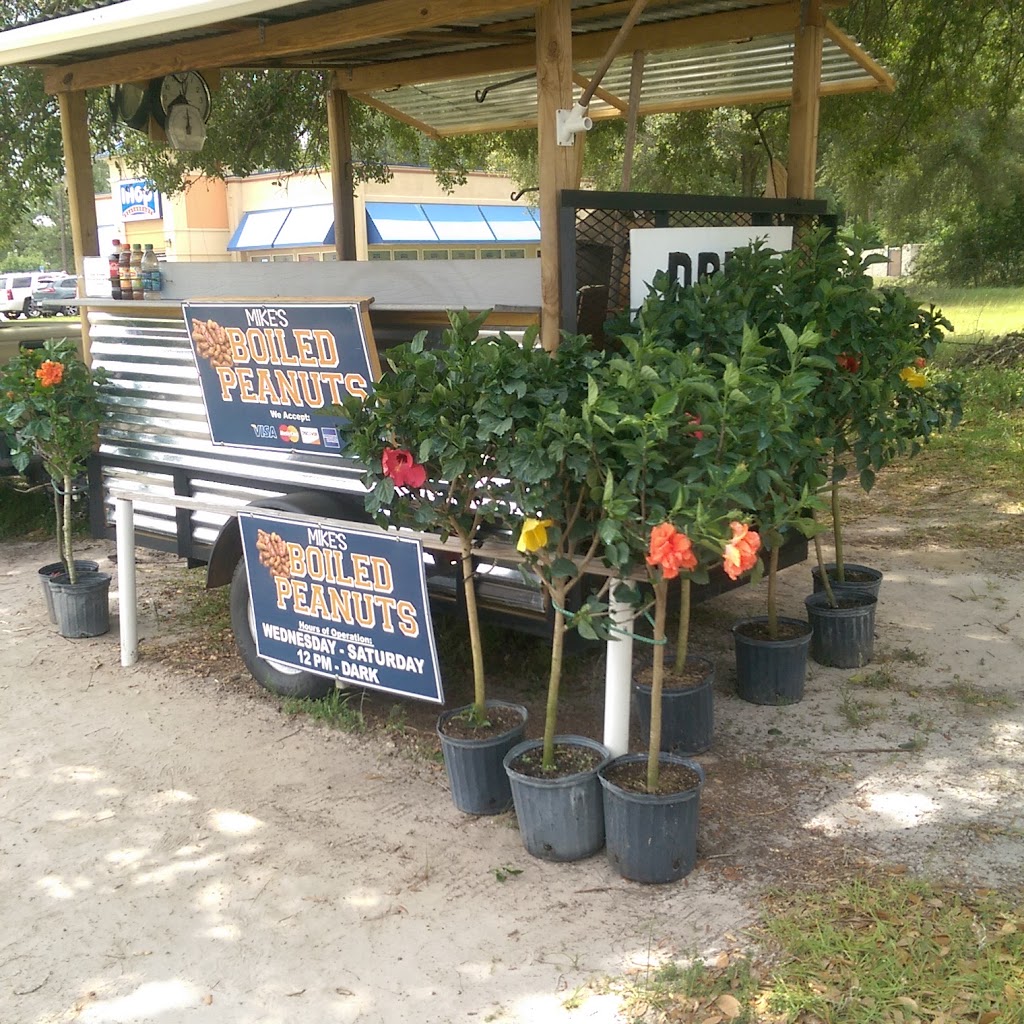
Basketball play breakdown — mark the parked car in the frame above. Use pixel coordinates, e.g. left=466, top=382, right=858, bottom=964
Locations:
left=31, top=275, right=79, bottom=316
left=1, top=272, right=52, bottom=319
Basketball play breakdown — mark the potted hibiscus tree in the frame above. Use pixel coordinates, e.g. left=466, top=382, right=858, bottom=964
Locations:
left=0, top=338, right=110, bottom=636
left=337, top=310, right=543, bottom=815
left=494, top=332, right=617, bottom=860
left=573, top=329, right=764, bottom=883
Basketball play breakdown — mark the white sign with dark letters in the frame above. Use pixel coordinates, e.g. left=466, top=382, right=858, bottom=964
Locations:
left=629, top=226, right=794, bottom=311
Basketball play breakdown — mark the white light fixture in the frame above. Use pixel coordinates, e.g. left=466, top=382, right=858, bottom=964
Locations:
left=165, top=102, right=206, bottom=152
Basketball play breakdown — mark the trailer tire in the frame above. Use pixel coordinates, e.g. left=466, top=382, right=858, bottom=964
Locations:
left=229, top=559, right=335, bottom=699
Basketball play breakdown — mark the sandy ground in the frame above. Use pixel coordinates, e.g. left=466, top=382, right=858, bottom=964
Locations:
left=2, top=517, right=1023, bottom=1024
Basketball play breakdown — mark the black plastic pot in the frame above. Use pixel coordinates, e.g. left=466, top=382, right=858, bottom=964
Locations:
left=436, top=700, right=527, bottom=815
left=811, top=562, right=883, bottom=600
left=633, top=655, right=715, bottom=756
left=599, top=753, right=704, bottom=885
left=732, top=617, right=811, bottom=705
left=804, top=591, right=877, bottom=668
left=38, top=559, right=99, bottom=624
left=49, top=570, right=111, bottom=638
left=504, top=735, right=611, bottom=861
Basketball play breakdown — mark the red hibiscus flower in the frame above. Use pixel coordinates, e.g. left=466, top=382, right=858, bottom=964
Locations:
left=914, top=357, right=927, bottom=368
left=381, top=447, right=427, bottom=489
left=645, top=522, right=698, bottom=580
left=723, top=521, right=761, bottom=580
left=836, top=352, right=861, bottom=373
left=686, top=413, right=705, bottom=441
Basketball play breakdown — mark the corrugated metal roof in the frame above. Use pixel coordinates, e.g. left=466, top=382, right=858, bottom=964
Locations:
left=363, top=33, right=882, bottom=135
left=0, top=0, right=890, bottom=137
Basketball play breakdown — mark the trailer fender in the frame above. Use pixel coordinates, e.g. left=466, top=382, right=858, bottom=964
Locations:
left=206, top=490, right=371, bottom=589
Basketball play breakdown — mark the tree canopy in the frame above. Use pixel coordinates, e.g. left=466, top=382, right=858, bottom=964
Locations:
left=3, top=0, right=1024, bottom=283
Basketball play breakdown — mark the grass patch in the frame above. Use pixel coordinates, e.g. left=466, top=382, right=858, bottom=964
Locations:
left=175, top=565, right=231, bottom=636
left=0, top=479, right=54, bottom=540
left=943, top=678, right=1016, bottom=709
left=621, top=877, right=1024, bottom=1023
left=848, top=666, right=904, bottom=691
left=915, top=285, right=1024, bottom=345
left=862, top=363, right=1024, bottom=547
left=838, top=686, right=883, bottom=730
left=281, top=688, right=367, bottom=732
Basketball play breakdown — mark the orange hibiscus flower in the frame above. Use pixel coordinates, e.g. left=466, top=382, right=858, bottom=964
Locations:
left=645, top=522, right=698, bottom=580
left=723, top=521, right=761, bottom=580
left=35, top=360, right=64, bottom=387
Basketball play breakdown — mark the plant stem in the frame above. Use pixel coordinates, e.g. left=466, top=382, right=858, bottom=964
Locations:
left=831, top=476, right=846, bottom=583
left=673, top=577, right=691, bottom=676
left=63, top=474, right=76, bottom=584
left=459, top=533, right=485, bottom=718
left=647, top=578, right=668, bottom=793
left=814, top=531, right=838, bottom=608
left=53, top=484, right=65, bottom=568
left=542, top=582, right=567, bottom=771
left=767, top=543, right=779, bottom=639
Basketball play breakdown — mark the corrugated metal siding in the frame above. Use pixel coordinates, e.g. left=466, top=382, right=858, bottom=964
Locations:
left=90, top=308, right=368, bottom=553
left=366, top=34, right=878, bottom=134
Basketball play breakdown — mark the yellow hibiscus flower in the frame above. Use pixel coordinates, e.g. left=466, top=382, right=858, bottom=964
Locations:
left=900, top=366, right=927, bottom=390
left=516, top=517, right=555, bottom=553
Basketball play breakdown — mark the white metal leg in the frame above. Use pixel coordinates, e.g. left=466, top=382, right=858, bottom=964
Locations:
left=602, top=580, right=634, bottom=757
left=115, top=496, right=137, bottom=667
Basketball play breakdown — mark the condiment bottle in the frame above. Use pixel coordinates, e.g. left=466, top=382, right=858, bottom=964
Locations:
left=108, top=237, right=122, bottom=300
left=130, top=243, right=143, bottom=300
left=118, top=242, right=132, bottom=299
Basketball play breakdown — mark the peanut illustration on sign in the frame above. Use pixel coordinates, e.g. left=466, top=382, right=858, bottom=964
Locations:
left=191, top=318, right=235, bottom=368
left=256, top=529, right=290, bottom=578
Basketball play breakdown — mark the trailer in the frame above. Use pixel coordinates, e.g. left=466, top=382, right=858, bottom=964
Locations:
left=0, top=0, right=883, bottom=702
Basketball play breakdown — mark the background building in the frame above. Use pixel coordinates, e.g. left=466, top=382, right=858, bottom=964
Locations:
left=98, top=164, right=541, bottom=264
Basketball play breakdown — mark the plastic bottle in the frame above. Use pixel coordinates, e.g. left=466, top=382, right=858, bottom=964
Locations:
left=141, top=244, right=161, bottom=300
left=130, top=243, right=143, bottom=301
left=108, top=238, right=122, bottom=300
left=118, top=242, right=132, bottom=299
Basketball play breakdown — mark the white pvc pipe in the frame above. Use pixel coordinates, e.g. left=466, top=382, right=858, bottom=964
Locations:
left=115, top=496, right=137, bottom=668
left=602, top=580, right=634, bottom=757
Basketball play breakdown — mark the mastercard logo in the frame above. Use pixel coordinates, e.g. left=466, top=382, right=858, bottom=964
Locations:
left=278, top=424, right=300, bottom=443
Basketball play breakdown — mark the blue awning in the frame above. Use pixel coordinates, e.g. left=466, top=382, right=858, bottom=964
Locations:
left=420, top=203, right=494, bottom=243
left=365, top=202, right=438, bottom=244
left=366, top=202, right=541, bottom=245
left=227, top=204, right=334, bottom=251
left=230, top=201, right=542, bottom=251
left=480, top=205, right=541, bottom=242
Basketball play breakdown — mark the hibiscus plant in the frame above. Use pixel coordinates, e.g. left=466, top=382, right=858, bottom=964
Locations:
left=574, top=329, right=765, bottom=791
left=0, top=338, right=108, bottom=583
left=336, top=310, right=554, bottom=728
left=630, top=227, right=962, bottom=595
left=493, top=333, right=608, bottom=772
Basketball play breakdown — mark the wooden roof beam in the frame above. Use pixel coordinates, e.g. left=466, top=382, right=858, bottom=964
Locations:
left=337, top=1, right=802, bottom=92
left=43, top=0, right=536, bottom=93
left=825, top=19, right=894, bottom=91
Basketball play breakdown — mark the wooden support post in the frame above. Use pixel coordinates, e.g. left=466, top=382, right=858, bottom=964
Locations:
left=536, top=0, right=576, bottom=352
left=58, top=90, right=99, bottom=361
left=787, top=0, right=824, bottom=199
left=327, top=87, right=358, bottom=261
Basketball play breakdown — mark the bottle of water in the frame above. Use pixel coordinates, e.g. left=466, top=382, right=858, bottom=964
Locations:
left=141, top=244, right=161, bottom=300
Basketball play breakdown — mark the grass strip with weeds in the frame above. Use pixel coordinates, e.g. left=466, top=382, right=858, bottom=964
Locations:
left=619, top=876, right=1024, bottom=1023
left=281, top=689, right=368, bottom=732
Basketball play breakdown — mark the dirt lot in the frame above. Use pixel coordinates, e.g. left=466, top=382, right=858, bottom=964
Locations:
left=2, top=484, right=1022, bottom=1023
